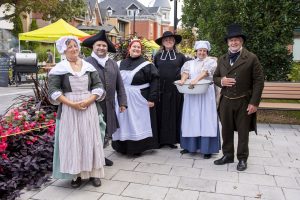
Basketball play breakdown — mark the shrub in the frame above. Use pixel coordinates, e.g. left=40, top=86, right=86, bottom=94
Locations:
left=0, top=94, right=56, bottom=200
left=288, top=62, right=300, bottom=82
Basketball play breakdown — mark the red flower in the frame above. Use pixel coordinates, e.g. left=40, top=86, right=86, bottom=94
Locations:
left=0, top=142, right=8, bottom=152
left=1, top=153, right=8, bottom=160
left=26, top=141, right=33, bottom=145
left=54, top=112, right=57, bottom=117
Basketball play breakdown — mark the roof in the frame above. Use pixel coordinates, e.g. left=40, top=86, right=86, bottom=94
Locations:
left=77, top=24, right=117, bottom=32
left=148, top=7, right=160, bottom=14
left=99, top=0, right=152, bottom=16
left=153, top=0, right=171, bottom=9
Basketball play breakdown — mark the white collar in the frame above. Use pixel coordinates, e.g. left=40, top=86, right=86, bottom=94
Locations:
left=49, top=59, right=96, bottom=76
left=228, top=46, right=243, bottom=54
left=92, top=51, right=109, bottom=67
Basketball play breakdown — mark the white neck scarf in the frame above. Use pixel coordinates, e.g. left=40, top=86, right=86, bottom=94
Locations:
left=92, top=51, right=109, bottom=68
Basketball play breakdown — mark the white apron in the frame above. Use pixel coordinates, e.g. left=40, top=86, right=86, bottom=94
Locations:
left=181, top=59, right=218, bottom=137
left=113, top=61, right=153, bottom=141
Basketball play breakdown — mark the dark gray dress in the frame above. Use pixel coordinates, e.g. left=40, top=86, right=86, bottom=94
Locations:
left=85, top=57, right=127, bottom=138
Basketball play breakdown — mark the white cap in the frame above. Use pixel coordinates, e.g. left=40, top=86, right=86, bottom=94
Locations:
left=56, top=36, right=81, bottom=54
left=194, top=40, right=211, bottom=51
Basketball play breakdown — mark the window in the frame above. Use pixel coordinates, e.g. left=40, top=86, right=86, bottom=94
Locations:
left=107, top=7, right=113, bottom=16
left=118, top=22, right=125, bottom=33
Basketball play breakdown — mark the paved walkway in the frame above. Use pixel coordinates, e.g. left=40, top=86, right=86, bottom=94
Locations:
left=17, top=123, right=300, bottom=200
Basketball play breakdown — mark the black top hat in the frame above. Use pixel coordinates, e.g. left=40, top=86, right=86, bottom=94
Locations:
left=82, top=30, right=116, bottom=53
left=224, top=23, right=246, bottom=42
left=155, top=31, right=182, bottom=46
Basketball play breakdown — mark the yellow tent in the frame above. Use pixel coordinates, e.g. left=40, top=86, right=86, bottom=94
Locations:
left=141, top=38, right=160, bottom=50
left=19, top=19, right=89, bottom=42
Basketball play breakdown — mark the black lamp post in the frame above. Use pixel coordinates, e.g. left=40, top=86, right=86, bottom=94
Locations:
left=133, top=9, right=136, bottom=36
left=170, top=0, right=178, bottom=33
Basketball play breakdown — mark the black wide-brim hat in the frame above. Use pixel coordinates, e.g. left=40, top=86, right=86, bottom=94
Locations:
left=82, top=30, right=116, bottom=53
left=224, top=23, right=247, bottom=42
left=155, top=31, right=182, bottom=46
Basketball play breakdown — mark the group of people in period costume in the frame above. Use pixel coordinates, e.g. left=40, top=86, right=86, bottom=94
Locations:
left=48, top=23, right=264, bottom=188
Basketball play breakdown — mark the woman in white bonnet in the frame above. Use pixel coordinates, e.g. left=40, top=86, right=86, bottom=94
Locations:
left=178, top=40, right=220, bottom=158
left=48, top=36, right=106, bottom=188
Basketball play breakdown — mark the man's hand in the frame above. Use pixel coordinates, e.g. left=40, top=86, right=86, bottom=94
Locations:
left=221, top=76, right=236, bottom=87
left=247, top=104, right=258, bottom=115
left=119, top=106, right=126, bottom=113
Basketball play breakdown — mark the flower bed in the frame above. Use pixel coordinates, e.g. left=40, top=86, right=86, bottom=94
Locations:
left=0, top=96, right=56, bottom=200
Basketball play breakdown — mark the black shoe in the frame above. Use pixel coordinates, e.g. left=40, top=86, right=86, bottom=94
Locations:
left=71, top=177, right=82, bottom=188
left=214, top=156, right=234, bottom=165
left=105, top=157, right=113, bottom=166
left=204, top=154, right=212, bottom=159
left=237, top=160, right=247, bottom=171
left=133, top=153, right=142, bottom=156
left=90, top=177, right=101, bottom=187
left=168, top=144, right=178, bottom=149
left=180, top=149, right=189, bottom=154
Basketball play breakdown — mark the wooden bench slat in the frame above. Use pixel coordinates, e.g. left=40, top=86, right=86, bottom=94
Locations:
left=261, top=94, right=300, bottom=99
left=259, top=102, right=300, bottom=110
left=263, top=87, right=300, bottom=91
left=262, top=90, right=300, bottom=94
left=264, top=82, right=300, bottom=87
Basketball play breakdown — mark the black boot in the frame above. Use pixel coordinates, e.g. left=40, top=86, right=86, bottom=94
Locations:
left=90, top=177, right=101, bottom=187
left=71, top=177, right=82, bottom=188
left=105, top=157, right=113, bottom=166
left=203, top=154, right=212, bottom=159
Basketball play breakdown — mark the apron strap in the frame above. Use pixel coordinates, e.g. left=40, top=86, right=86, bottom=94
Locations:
left=131, top=61, right=151, bottom=76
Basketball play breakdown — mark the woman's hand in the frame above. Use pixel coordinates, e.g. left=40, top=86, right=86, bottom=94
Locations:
left=178, top=80, right=185, bottom=86
left=148, top=101, right=155, bottom=107
left=190, top=79, right=198, bottom=86
left=71, top=102, right=87, bottom=110
left=79, top=99, right=91, bottom=109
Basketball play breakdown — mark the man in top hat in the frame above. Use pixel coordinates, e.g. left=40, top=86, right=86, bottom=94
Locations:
left=213, top=23, right=264, bottom=171
left=82, top=30, right=127, bottom=166
left=154, top=31, right=186, bottom=149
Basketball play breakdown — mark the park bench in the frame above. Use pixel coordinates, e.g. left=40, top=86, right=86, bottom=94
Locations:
left=259, top=82, right=300, bottom=110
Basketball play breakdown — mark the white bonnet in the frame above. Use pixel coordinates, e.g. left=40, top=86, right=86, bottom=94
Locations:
left=56, top=36, right=81, bottom=54
left=194, top=40, right=211, bottom=51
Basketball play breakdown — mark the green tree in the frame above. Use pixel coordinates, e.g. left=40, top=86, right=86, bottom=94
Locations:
left=0, top=0, right=86, bottom=23
left=28, top=19, right=39, bottom=50
left=182, top=0, right=300, bottom=81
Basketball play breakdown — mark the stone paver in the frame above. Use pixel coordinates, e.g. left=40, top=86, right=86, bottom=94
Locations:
left=275, top=176, right=300, bottom=189
left=178, top=177, right=216, bottom=192
left=112, top=170, right=152, bottom=184
left=32, top=186, right=74, bottom=200
left=149, top=174, right=180, bottom=188
left=121, top=183, right=168, bottom=200
left=198, top=192, right=244, bottom=200
left=81, top=179, right=129, bottom=195
left=283, top=188, right=300, bottom=200
left=165, top=188, right=199, bottom=200
left=216, top=181, right=259, bottom=198
left=239, top=173, right=276, bottom=186
left=17, top=123, right=300, bottom=199
left=258, top=185, right=285, bottom=200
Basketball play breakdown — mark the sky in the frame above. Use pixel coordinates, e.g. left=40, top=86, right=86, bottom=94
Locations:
left=140, top=0, right=184, bottom=26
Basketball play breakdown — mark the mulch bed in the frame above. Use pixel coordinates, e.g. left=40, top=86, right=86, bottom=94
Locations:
left=257, top=110, right=300, bottom=125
